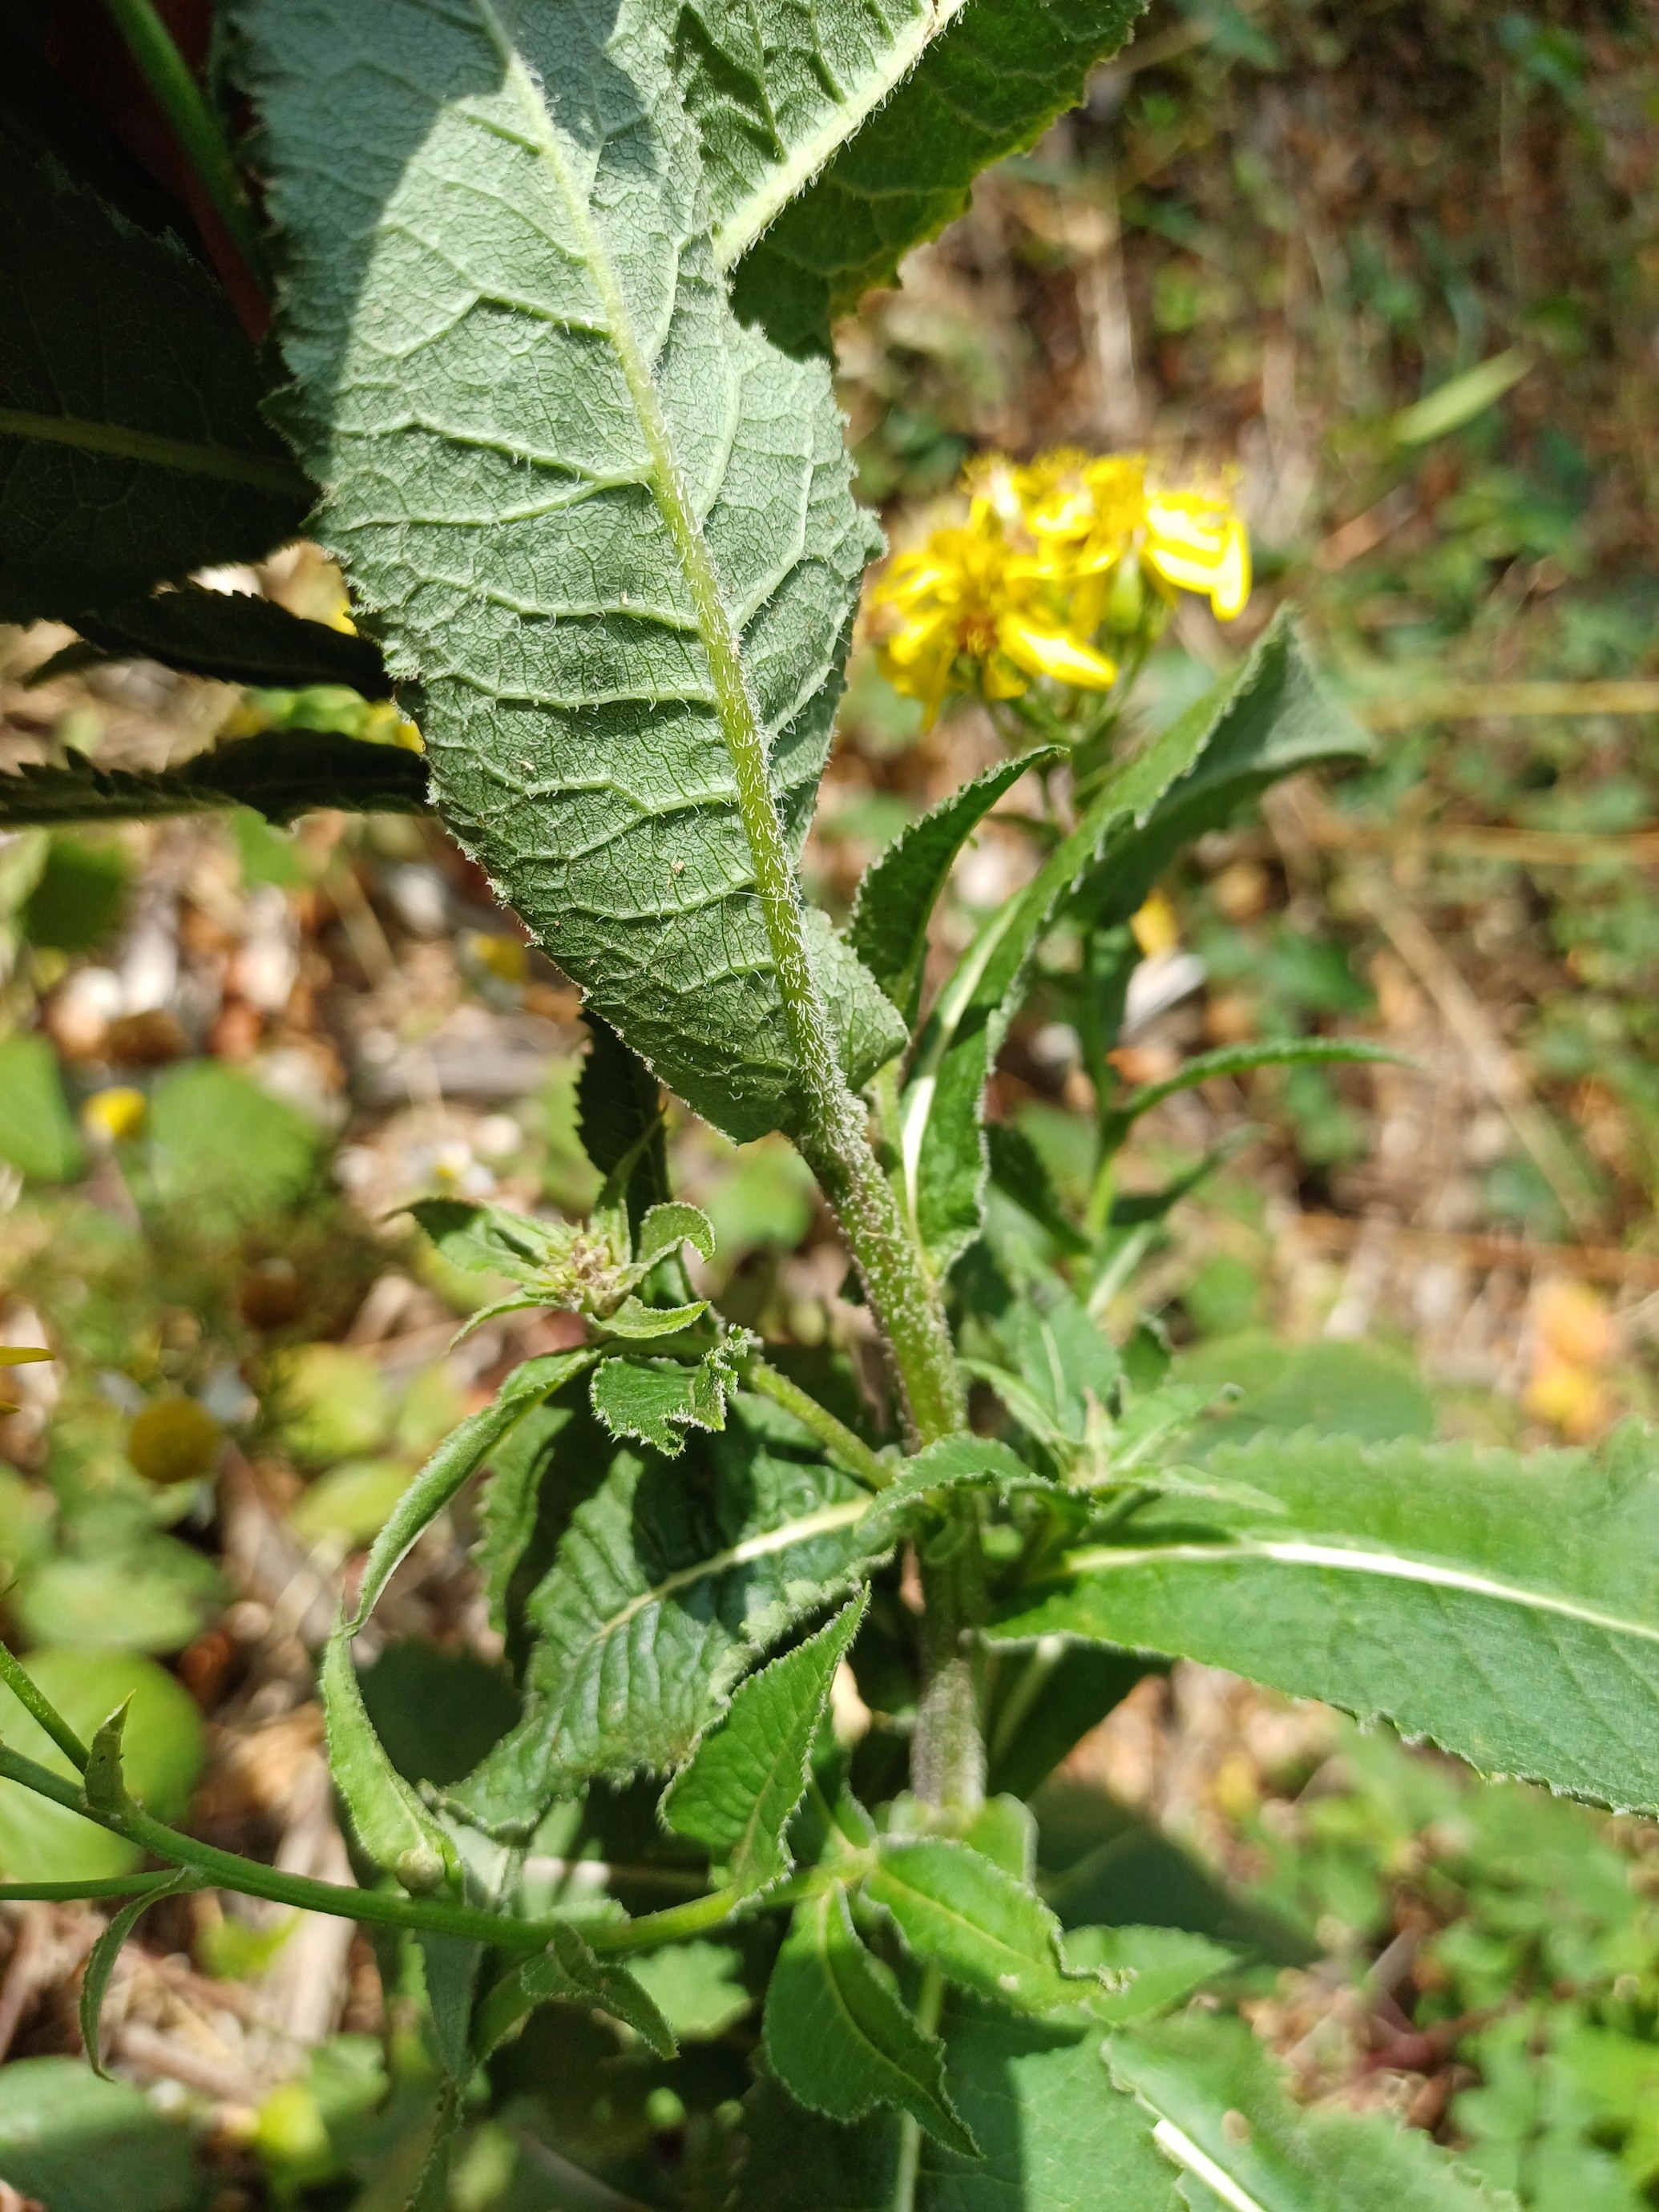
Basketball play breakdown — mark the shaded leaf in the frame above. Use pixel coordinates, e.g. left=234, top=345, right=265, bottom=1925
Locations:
left=0, top=131, right=306, bottom=623
left=63, top=584, right=389, bottom=694
left=735, top=2067, right=902, bottom=2212
left=663, top=1592, right=866, bottom=1889
left=474, top=1922, right=675, bottom=2063
left=235, top=0, right=887, bottom=1144
left=921, top=1998, right=1181, bottom=2212
left=726, top=0, right=1148, bottom=356
left=349, top=1350, right=599, bottom=1632
left=993, top=1423, right=1659, bottom=1815
left=765, top=1881, right=977, bottom=2154
left=0, top=2057, right=203, bottom=2212
left=577, top=1016, right=668, bottom=1223
left=0, top=734, right=430, bottom=829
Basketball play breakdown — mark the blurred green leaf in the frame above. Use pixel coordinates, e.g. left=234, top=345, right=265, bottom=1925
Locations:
left=0, top=2057, right=203, bottom=2212
left=0, top=1033, right=85, bottom=1182
left=19, top=834, right=129, bottom=952
left=145, top=1060, right=320, bottom=1225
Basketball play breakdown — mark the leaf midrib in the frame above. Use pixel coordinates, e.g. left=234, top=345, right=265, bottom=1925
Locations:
left=707, top=0, right=975, bottom=269
left=473, top=0, right=838, bottom=1113
left=1051, top=1536, right=1659, bottom=1646
left=0, top=406, right=307, bottom=498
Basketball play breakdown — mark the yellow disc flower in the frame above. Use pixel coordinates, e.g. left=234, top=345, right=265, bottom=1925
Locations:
left=870, top=510, right=1116, bottom=725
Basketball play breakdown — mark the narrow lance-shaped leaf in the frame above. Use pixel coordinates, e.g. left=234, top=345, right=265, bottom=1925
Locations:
left=1100, top=1039, right=1405, bottom=1148
left=900, top=614, right=1369, bottom=1269
left=1109, top=2012, right=1504, bottom=2212
left=663, top=1592, right=866, bottom=1891
left=234, top=0, right=900, bottom=1144
left=867, top=1836, right=1088, bottom=2016
left=61, top=585, right=391, bottom=696
left=0, top=130, right=307, bottom=622
left=991, top=1423, right=1659, bottom=1817
left=721, top=0, right=1148, bottom=357
left=79, top=1868, right=195, bottom=2080
left=0, top=734, right=430, bottom=830
left=764, top=1880, right=979, bottom=2155
left=321, top=1621, right=455, bottom=1895
left=849, top=749, right=1060, bottom=1029
left=348, top=1349, right=599, bottom=1633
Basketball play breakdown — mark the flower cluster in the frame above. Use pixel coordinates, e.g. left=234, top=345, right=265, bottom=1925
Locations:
left=870, top=449, right=1251, bottom=725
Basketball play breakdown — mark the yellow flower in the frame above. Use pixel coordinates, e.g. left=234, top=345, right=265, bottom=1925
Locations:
left=0, top=1345, right=51, bottom=1418
left=870, top=511, right=1116, bottom=725
left=1142, top=490, right=1253, bottom=621
left=82, top=1086, right=147, bottom=1144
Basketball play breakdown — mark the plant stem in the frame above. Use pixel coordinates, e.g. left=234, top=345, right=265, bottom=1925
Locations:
left=0, top=1643, right=90, bottom=1772
left=0, top=1744, right=733, bottom=1958
left=744, top=1356, right=894, bottom=1490
left=892, top=1967, right=945, bottom=2212
left=98, top=0, right=273, bottom=296
left=911, top=1528, right=987, bottom=1818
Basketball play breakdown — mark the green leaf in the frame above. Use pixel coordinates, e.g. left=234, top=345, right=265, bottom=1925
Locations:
left=143, top=1059, right=321, bottom=1226
left=407, top=1198, right=562, bottom=1284
left=0, top=1649, right=204, bottom=1883
left=594, top=1295, right=711, bottom=1340
left=663, top=1592, right=866, bottom=1890
left=0, top=131, right=308, bottom=622
left=475, top=1397, right=590, bottom=1669
left=637, top=1200, right=717, bottom=1269
left=349, top=1348, right=598, bottom=1632
left=0, top=2057, right=204, bottom=2212
left=1108, top=2012, right=1502, bottom=2212
left=234, top=0, right=890, bottom=1145
left=0, top=732, right=430, bottom=828
left=1061, top=1927, right=1237, bottom=2024
left=473, top=1922, right=676, bottom=2063
left=920, top=1998, right=1182, bottom=2212
left=63, top=585, right=390, bottom=695
left=0, top=1034, right=84, bottom=1183
left=321, top=1622, right=455, bottom=1894
left=80, top=1870, right=193, bottom=2079
left=447, top=1400, right=881, bottom=1831
left=82, top=1698, right=132, bottom=1815
left=589, top=1342, right=737, bottom=1457
left=12, top=1543, right=221, bottom=1657
left=849, top=751, right=1059, bottom=1029
left=867, top=1837, right=1087, bottom=2015
left=992, top=1423, right=1659, bottom=1815
left=624, top=1939, right=751, bottom=2041
left=765, top=1881, right=977, bottom=2154
left=1103, top=1039, right=1406, bottom=1143
left=725, top=0, right=1148, bottom=357
left=987, top=1121, right=1091, bottom=1256
left=576, top=1015, right=668, bottom=1221
left=901, top=615, right=1365, bottom=1269
left=735, top=2069, right=904, bottom=2212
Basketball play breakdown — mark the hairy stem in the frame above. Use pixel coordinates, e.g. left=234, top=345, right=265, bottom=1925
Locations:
left=745, top=1355, right=894, bottom=1490
left=911, top=1523, right=987, bottom=1818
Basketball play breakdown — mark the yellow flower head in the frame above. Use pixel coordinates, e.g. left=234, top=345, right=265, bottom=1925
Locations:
left=870, top=508, right=1116, bottom=725
left=869, top=447, right=1251, bottom=723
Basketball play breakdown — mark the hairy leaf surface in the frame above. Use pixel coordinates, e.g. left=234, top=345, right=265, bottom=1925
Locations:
left=765, top=1881, right=977, bottom=2153
left=1109, top=2012, right=1503, bottom=2212
left=0, top=132, right=306, bottom=623
left=725, top=0, right=1147, bottom=355
left=236, top=0, right=894, bottom=1143
left=867, top=1837, right=1085, bottom=2014
left=993, top=1424, right=1659, bottom=1814
left=450, top=1399, right=873, bottom=1831
left=663, top=1592, right=865, bottom=1890
left=0, top=735, right=429, bottom=830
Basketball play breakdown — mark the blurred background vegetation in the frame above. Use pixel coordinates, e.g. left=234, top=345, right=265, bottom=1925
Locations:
left=2, top=0, right=1659, bottom=2204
